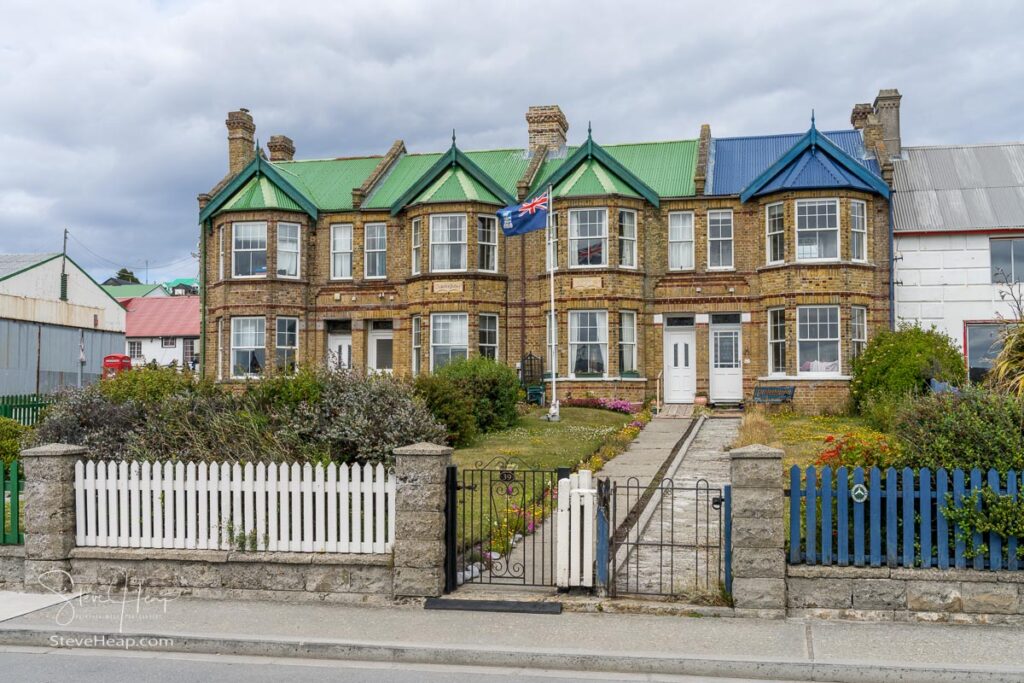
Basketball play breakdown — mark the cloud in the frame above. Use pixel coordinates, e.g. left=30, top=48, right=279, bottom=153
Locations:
left=1, top=0, right=1022, bottom=283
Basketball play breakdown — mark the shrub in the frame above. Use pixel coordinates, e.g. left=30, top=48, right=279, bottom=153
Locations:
left=0, top=417, right=27, bottom=466
left=850, top=324, right=966, bottom=411
left=243, top=366, right=322, bottom=410
left=413, top=373, right=477, bottom=447
left=99, top=366, right=212, bottom=405
left=814, top=431, right=903, bottom=469
left=891, top=388, right=1024, bottom=472
left=858, top=389, right=912, bottom=433
left=32, top=386, right=142, bottom=460
left=432, top=357, right=520, bottom=433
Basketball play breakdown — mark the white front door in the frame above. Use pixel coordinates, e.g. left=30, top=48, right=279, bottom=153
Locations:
left=710, top=325, right=743, bottom=402
left=367, top=329, right=394, bottom=373
left=327, top=333, right=352, bottom=370
left=664, top=329, right=696, bottom=403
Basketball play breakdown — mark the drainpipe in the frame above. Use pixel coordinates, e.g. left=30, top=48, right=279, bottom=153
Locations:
left=888, top=200, right=896, bottom=330
left=200, top=220, right=207, bottom=376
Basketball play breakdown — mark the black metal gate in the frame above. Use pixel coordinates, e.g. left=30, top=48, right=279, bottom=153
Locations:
left=609, top=477, right=729, bottom=598
left=444, top=458, right=568, bottom=590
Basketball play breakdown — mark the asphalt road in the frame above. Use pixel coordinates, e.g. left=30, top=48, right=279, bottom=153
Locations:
left=2, top=647, right=804, bottom=683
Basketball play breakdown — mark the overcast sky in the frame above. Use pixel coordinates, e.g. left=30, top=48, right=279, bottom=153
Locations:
left=1, top=0, right=1022, bottom=285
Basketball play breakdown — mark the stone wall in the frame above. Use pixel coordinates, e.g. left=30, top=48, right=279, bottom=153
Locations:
left=0, top=545, right=25, bottom=591
left=787, top=565, right=1024, bottom=624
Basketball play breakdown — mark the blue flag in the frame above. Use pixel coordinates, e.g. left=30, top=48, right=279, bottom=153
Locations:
left=498, top=191, right=550, bottom=236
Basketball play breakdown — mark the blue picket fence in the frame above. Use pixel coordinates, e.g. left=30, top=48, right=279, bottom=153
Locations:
left=788, top=465, right=1022, bottom=571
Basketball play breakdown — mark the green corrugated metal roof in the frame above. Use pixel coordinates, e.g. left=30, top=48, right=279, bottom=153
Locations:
left=220, top=175, right=303, bottom=213
left=363, top=154, right=443, bottom=209
left=553, top=158, right=641, bottom=199
left=272, top=156, right=382, bottom=211
left=531, top=140, right=697, bottom=198
left=102, top=283, right=164, bottom=298
left=411, top=166, right=502, bottom=205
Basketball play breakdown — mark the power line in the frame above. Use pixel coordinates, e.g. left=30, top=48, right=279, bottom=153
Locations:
left=65, top=230, right=197, bottom=272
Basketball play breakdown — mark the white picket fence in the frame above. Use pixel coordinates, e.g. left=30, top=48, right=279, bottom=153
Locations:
left=74, top=460, right=395, bottom=553
left=556, top=469, right=595, bottom=588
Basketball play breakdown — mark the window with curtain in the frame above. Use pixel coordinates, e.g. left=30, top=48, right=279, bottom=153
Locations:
left=231, top=317, right=266, bottom=378
left=364, top=223, right=387, bottom=278
left=411, top=316, right=422, bottom=376
left=708, top=210, right=733, bottom=269
left=331, top=224, right=353, bottom=279
left=411, top=218, right=422, bottom=276
left=669, top=212, right=694, bottom=270
left=797, top=306, right=840, bottom=374
left=618, top=210, right=636, bottom=268
left=277, top=223, right=300, bottom=277
left=569, top=209, right=607, bottom=267
left=766, top=203, right=784, bottom=264
left=768, top=308, right=786, bottom=375
left=796, top=199, right=839, bottom=260
left=851, top=201, right=867, bottom=262
left=478, top=216, right=497, bottom=272
left=619, top=310, right=637, bottom=374
left=431, top=313, right=468, bottom=369
left=569, top=310, right=608, bottom=377
left=430, top=214, right=467, bottom=271
left=232, top=222, right=267, bottom=277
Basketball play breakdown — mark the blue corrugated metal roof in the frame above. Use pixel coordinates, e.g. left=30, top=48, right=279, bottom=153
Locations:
left=707, top=129, right=880, bottom=196
left=754, top=146, right=876, bottom=197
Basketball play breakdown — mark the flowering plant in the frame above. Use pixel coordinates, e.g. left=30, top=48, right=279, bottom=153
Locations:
left=814, top=430, right=903, bottom=469
left=561, top=397, right=638, bottom=414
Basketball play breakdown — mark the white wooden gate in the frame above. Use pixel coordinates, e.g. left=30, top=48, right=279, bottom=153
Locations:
left=556, top=469, right=595, bottom=588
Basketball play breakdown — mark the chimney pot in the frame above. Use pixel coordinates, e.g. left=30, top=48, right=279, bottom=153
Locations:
left=872, top=88, right=902, bottom=160
left=226, top=109, right=256, bottom=175
left=850, top=103, right=873, bottom=129
left=526, top=105, right=568, bottom=154
left=268, top=135, right=295, bottom=162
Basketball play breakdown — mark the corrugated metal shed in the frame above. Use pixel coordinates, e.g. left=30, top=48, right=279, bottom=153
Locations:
left=0, top=253, right=59, bottom=281
left=707, top=130, right=879, bottom=196
left=0, top=318, right=123, bottom=394
left=892, top=143, right=1024, bottom=233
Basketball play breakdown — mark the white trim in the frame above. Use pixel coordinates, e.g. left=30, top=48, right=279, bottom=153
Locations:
left=330, top=223, right=354, bottom=280
left=617, top=209, right=638, bottom=269
left=795, top=198, right=841, bottom=263
left=216, top=319, right=223, bottom=381
left=479, top=312, right=499, bottom=359
left=708, top=319, right=743, bottom=401
left=231, top=221, right=268, bottom=279
left=429, top=213, right=468, bottom=273
left=706, top=209, right=734, bottom=271
left=767, top=307, right=786, bottom=376
left=567, top=309, right=609, bottom=379
left=851, top=305, right=868, bottom=359
left=410, top=217, right=422, bottom=276
left=546, top=213, right=558, bottom=272
left=275, top=316, right=299, bottom=373
left=276, top=222, right=301, bottom=279
left=364, top=222, right=387, bottom=279
left=618, top=310, right=637, bottom=374
left=217, top=226, right=225, bottom=281
left=477, top=214, right=498, bottom=273
left=230, top=316, right=266, bottom=379
left=668, top=211, right=695, bottom=271
left=568, top=208, right=608, bottom=269
left=850, top=200, right=868, bottom=263
left=765, top=202, right=785, bottom=265
left=796, top=304, right=842, bottom=377
left=429, top=312, right=469, bottom=371
left=411, top=315, right=422, bottom=376
left=756, top=375, right=851, bottom=382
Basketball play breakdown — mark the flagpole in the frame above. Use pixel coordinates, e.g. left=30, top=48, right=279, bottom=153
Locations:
left=547, top=184, right=560, bottom=421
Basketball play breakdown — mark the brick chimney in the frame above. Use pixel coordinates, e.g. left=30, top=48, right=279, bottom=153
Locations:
left=850, top=103, right=873, bottom=130
left=226, top=108, right=256, bottom=175
left=268, top=135, right=295, bottom=162
left=873, top=88, right=902, bottom=160
left=526, top=105, right=568, bottom=153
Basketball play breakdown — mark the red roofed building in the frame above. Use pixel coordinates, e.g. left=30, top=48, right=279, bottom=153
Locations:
left=124, top=296, right=200, bottom=369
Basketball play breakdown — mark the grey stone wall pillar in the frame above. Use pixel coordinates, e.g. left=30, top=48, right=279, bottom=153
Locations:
left=20, top=443, right=87, bottom=592
left=393, top=442, right=452, bottom=598
left=729, top=444, right=786, bottom=616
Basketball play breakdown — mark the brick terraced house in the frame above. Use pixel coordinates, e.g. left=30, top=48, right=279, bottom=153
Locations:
left=198, top=92, right=899, bottom=412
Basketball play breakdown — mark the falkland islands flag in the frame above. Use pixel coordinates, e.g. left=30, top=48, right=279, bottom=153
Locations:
left=498, top=191, right=549, bottom=237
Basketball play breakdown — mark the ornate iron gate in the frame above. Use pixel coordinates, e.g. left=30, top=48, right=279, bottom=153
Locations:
left=444, top=458, right=568, bottom=589
left=609, top=477, right=731, bottom=597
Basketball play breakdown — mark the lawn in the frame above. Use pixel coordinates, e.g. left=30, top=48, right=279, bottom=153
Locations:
left=452, top=406, right=631, bottom=471
left=732, top=409, right=877, bottom=471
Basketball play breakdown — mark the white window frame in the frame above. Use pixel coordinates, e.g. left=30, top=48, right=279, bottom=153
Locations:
left=128, top=340, right=142, bottom=359
left=851, top=200, right=867, bottom=263
left=568, top=208, right=608, bottom=269
left=618, top=209, right=637, bottom=269
left=276, top=222, right=301, bottom=279
left=161, top=337, right=176, bottom=349
left=568, top=310, right=609, bottom=378
left=766, top=202, right=785, bottom=265
left=795, top=199, right=840, bottom=262
left=478, top=215, right=498, bottom=273
left=330, top=224, right=353, bottom=280
left=216, top=318, right=223, bottom=381
left=411, top=218, right=422, bottom=276
left=230, top=316, right=266, bottom=379
left=851, top=306, right=868, bottom=359
left=411, top=315, right=422, bottom=376
left=430, top=214, right=468, bottom=273
left=767, top=308, right=786, bottom=376
left=797, top=305, right=841, bottom=377
left=619, top=310, right=637, bottom=375
left=668, top=211, right=695, bottom=271
left=707, top=210, right=734, bottom=270
left=364, top=223, right=387, bottom=279
left=231, top=222, right=268, bottom=279
left=430, top=312, right=469, bottom=371
left=546, top=213, right=558, bottom=272
left=479, top=313, right=499, bottom=360
left=546, top=311, right=558, bottom=377
left=218, top=226, right=225, bottom=281
left=275, top=316, right=298, bottom=374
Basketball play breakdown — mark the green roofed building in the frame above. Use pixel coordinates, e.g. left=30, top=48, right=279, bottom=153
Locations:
left=198, top=96, right=896, bottom=412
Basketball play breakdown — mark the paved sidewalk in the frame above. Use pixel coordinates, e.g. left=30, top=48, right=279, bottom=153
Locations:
left=1, top=595, right=1022, bottom=682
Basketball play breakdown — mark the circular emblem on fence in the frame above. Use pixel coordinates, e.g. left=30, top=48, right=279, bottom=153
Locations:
left=499, top=470, right=515, bottom=483
left=850, top=483, right=869, bottom=504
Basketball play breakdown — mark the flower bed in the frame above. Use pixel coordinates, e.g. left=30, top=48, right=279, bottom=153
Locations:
left=560, top=397, right=639, bottom=414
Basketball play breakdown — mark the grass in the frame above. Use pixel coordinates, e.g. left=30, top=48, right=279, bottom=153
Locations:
left=453, top=406, right=631, bottom=471
left=732, top=407, right=875, bottom=470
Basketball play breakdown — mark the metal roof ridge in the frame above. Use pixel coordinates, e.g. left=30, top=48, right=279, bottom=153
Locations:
left=274, top=154, right=385, bottom=164
left=903, top=141, right=1024, bottom=150
left=711, top=129, right=854, bottom=142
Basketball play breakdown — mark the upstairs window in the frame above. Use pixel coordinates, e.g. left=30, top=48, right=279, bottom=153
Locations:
left=232, top=222, right=267, bottom=278
left=430, top=214, right=467, bottom=272
left=708, top=210, right=734, bottom=269
left=231, top=316, right=265, bottom=378
left=766, top=203, right=785, bottom=264
left=669, top=212, right=694, bottom=270
left=411, top=218, right=422, bottom=276
left=364, top=223, right=387, bottom=278
left=569, top=208, right=607, bottom=267
left=990, top=238, right=1024, bottom=283
left=277, top=223, right=300, bottom=278
left=851, top=201, right=867, bottom=262
left=330, top=224, right=353, bottom=279
left=546, top=212, right=558, bottom=272
left=569, top=310, right=608, bottom=377
left=618, top=209, right=637, bottom=268
left=796, top=199, right=839, bottom=261
left=479, top=313, right=498, bottom=359
left=276, top=317, right=298, bottom=373
left=478, top=216, right=497, bottom=272
left=797, top=306, right=840, bottom=375
left=218, top=227, right=225, bottom=280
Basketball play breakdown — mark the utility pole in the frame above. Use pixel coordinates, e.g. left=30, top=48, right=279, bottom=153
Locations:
left=59, top=228, right=68, bottom=301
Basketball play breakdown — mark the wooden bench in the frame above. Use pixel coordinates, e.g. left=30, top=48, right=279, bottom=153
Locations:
left=752, top=385, right=795, bottom=404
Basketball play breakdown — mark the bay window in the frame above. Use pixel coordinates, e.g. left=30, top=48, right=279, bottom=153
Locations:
left=431, top=313, right=468, bottom=370
left=277, top=223, right=300, bottom=278
left=851, top=306, right=867, bottom=359
left=479, top=313, right=498, bottom=359
left=364, top=223, right=387, bottom=278
left=330, top=224, right=353, bottom=279
left=478, top=216, right=497, bottom=272
left=618, top=210, right=637, bottom=268
left=231, top=317, right=265, bottom=378
left=768, top=308, right=786, bottom=375
left=411, top=315, right=422, bottom=376
left=796, top=199, right=839, bottom=261
left=851, top=201, right=867, bottom=262
left=569, top=208, right=607, bottom=267
left=707, top=210, right=733, bottom=269
left=569, top=310, right=608, bottom=377
left=275, top=317, right=298, bottom=373
left=669, top=211, right=694, bottom=270
left=619, top=310, right=637, bottom=375
left=232, top=222, right=267, bottom=278
left=430, top=214, right=467, bottom=272
left=766, top=203, right=785, bottom=264
left=411, top=218, right=421, bottom=276
left=797, top=306, right=840, bottom=375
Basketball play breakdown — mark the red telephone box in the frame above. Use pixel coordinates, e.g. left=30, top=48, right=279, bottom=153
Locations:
left=102, top=354, right=132, bottom=379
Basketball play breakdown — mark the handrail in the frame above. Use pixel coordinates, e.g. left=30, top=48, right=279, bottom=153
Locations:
left=655, top=371, right=663, bottom=414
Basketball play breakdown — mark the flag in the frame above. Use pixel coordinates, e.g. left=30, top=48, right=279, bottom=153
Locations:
left=498, top=191, right=549, bottom=237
